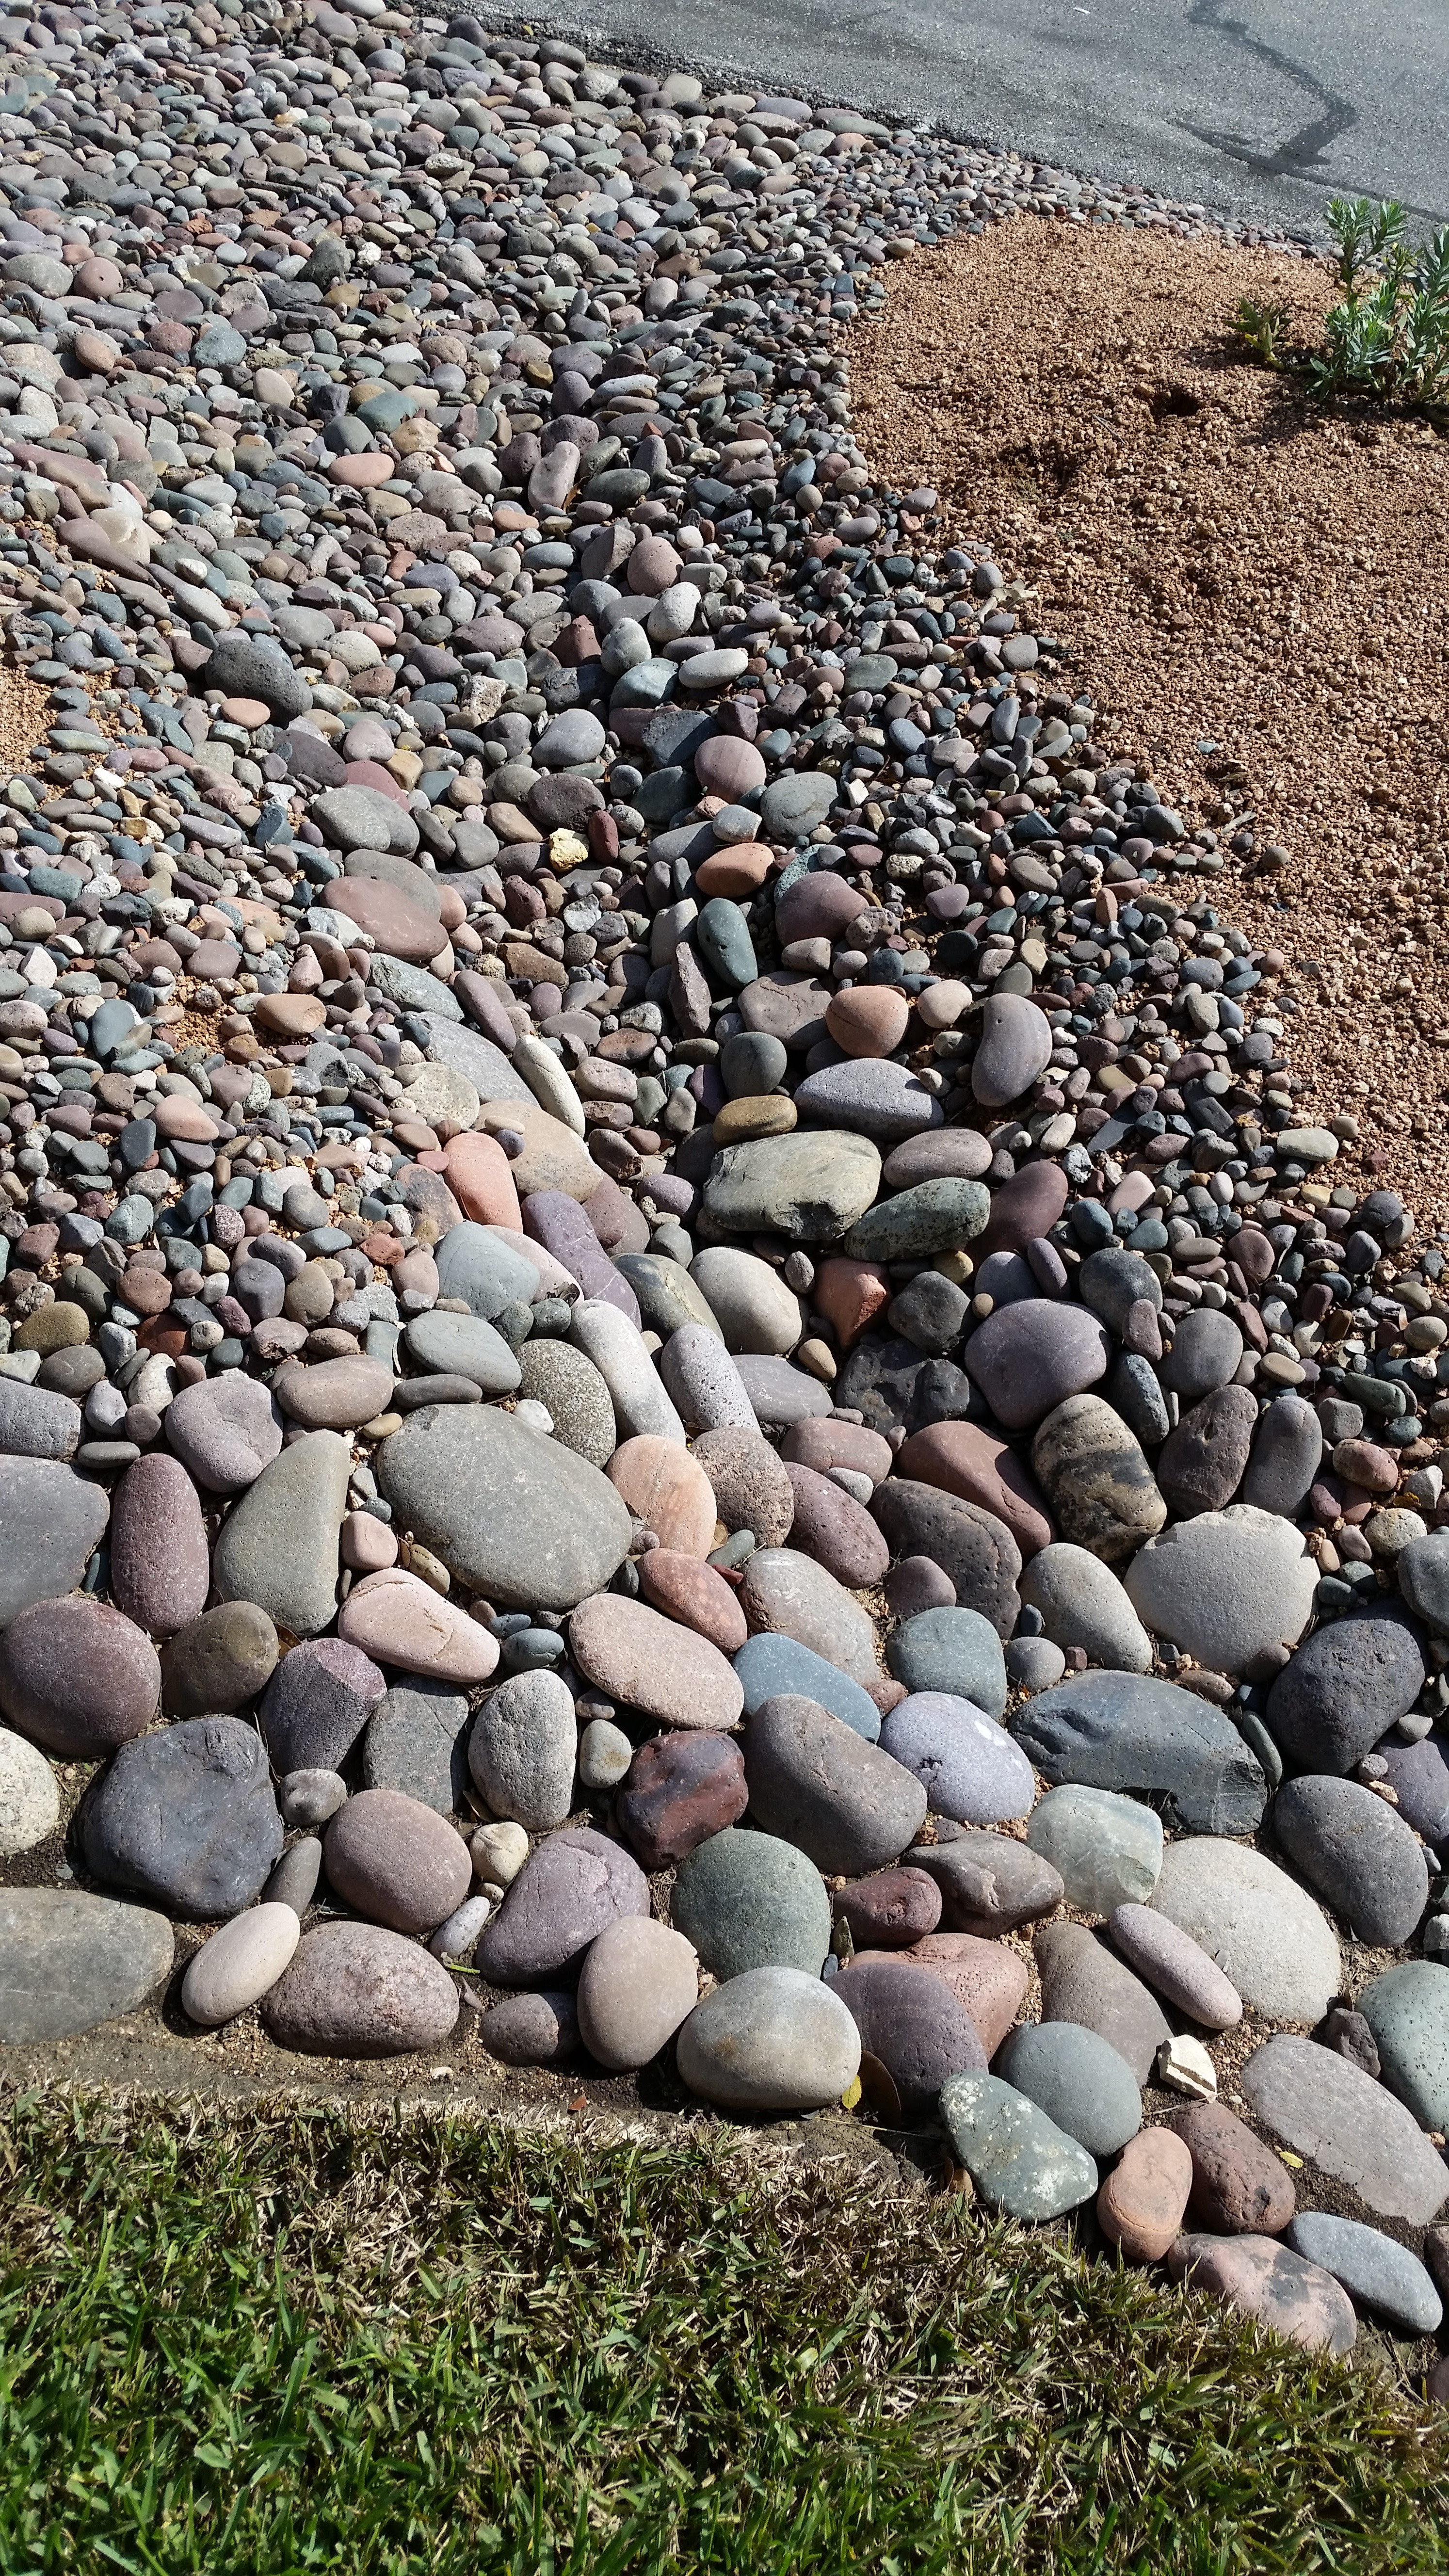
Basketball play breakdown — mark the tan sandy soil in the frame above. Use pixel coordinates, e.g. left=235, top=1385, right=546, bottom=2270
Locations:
left=850, top=224, right=1449, bottom=1221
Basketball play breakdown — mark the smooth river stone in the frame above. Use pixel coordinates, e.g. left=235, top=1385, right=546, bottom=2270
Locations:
left=1357, top=1961, right=1449, bottom=2131
left=577, top=1917, right=700, bottom=2072
left=81, top=1714, right=283, bottom=1919
left=658, top=1323, right=760, bottom=1433
left=1026, top=1784, right=1163, bottom=1914
left=516, top=1338, right=616, bottom=1467
left=894, top=1420, right=1053, bottom=1558
left=262, top=1921, right=460, bottom=2058
left=1264, top=1609, right=1426, bottom=1775
left=1171, top=2099, right=1297, bottom=2235
left=338, top=1568, right=500, bottom=1683
left=479, top=1989, right=580, bottom=2068
left=0, top=1723, right=57, bottom=1854
left=0, top=1888, right=174, bottom=2043
left=638, top=1549, right=750, bottom=1653
left=376, top=1403, right=632, bottom=1610
left=871, top=1480, right=1023, bottom=1640
left=403, top=1309, right=522, bottom=1393
left=1098, top=2128, right=1195, bottom=2263
left=1287, top=2212, right=1443, bottom=2334
left=0, top=1458, right=109, bottom=1628
left=693, top=1424, right=796, bottom=1544
left=109, top=1453, right=210, bottom=1636
left=690, top=1245, right=804, bottom=1354
left=733, top=1631, right=882, bottom=1740
left=1011, top=1671, right=1269, bottom=1837
left=0, top=1594, right=159, bottom=1759
left=570, top=1299, right=687, bottom=1444
left=886, top=1607, right=1008, bottom=1718
left=181, top=1902, right=301, bottom=2028
left=907, top=1830, right=1064, bottom=1936
left=211, top=1428, right=351, bottom=1639
left=1273, top=1775, right=1430, bottom=1946
left=834, top=1866, right=943, bottom=1949
left=1149, top=1837, right=1340, bottom=2025
left=1108, top=1903, right=1243, bottom=2029
left=675, top=1965, right=862, bottom=2111
left=607, top=1433, right=718, bottom=1557
left=939, top=2072, right=1098, bottom=2220
left=996, top=2021, right=1143, bottom=2159
left=1123, top=1505, right=1317, bottom=1675
left=880, top=1692, right=1034, bottom=1825
left=895, top=1931, right=1029, bottom=2052
left=272, top=1353, right=395, bottom=1433
left=1018, top=1543, right=1153, bottom=1671
left=475, top=1826, right=649, bottom=1986
left=324, top=1786, right=472, bottom=1934
left=1241, top=2032, right=1449, bottom=2223
left=162, top=1372, right=283, bottom=1492
left=468, top=1667, right=578, bottom=1830
left=0, top=1378, right=80, bottom=1460
left=744, top=1692, right=928, bottom=1874
left=1166, top=2235, right=1356, bottom=2357
left=569, top=1592, right=744, bottom=1729
left=703, top=1129, right=882, bottom=1242
left=783, top=1460, right=890, bottom=1587
left=617, top=1732, right=750, bottom=1871
left=844, top=1177, right=991, bottom=1266
left=963, top=1301, right=1111, bottom=1432
left=738, top=1546, right=881, bottom=1687
left=1034, top=1918, right=1173, bottom=2085
left=1029, top=1395, right=1165, bottom=1568
left=970, top=991, right=1052, bottom=1108
left=832, top=1952, right=986, bottom=2113
left=1156, top=1385, right=1259, bottom=1518
left=260, top=1636, right=385, bottom=1773
left=793, top=1057, right=943, bottom=1140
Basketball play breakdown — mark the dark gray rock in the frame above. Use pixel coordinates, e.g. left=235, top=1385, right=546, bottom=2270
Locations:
left=259, top=1638, right=385, bottom=1774
left=1379, top=1730, right=1449, bottom=1845
left=1241, top=2033, right=1449, bottom=2223
left=1159, top=1308, right=1244, bottom=1400
left=480, top=1988, right=580, bottom=2067
left=0, top=1458, right=108, bottom=1629
left=1156, top=1385, right=1258, bottom=1518
left=363, top=1677, right=471, bottom=1814
left=473, top=1825, right=648, bottom=1985
left=871, top=1478, right=1022, bottom=1639
left=81, top=1716, right=284, bottom=1919
left=1266, top=1610, right=1426, bottom=1774
left=1242, top=1394, right=1323, bottom=1517
left=1011, top=1671, right=1268, bottom=1835
left=1033, top=1918, right=1172, bottom=2084
left=745, top=1693, right=927, bottom=1873
left=1272, top=1774, right=1430, bottom=1944
left=1358, top=1961, right=1449, bottom=2132
left=162, top=1600, right=279, bottom=1717
left=962, top=1300, right=1111, bottom=1432
left=995, top=2020, right=1143, bottom=2157
left=0, top=1379, right=80, bottom=1462
left=905, top=1830, right=1064, bottom=1935
left=672, top=1824, right=832, bottom=1979
left=1078, top=1247, right=1163, bottom=1337
left=1397, top=1530, right=1449, bottom=1637
left=376, top=1403, right=632, bottom=1610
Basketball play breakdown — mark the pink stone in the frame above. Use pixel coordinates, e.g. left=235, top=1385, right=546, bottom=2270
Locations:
left=329, top=450, right=397, bottom=488
left=441, top=1133, right=522, bottom=1228
left=607, top=1434, right=717, bottom=1558
left=341, top=1508, right=399, bottom=1573
left=338, top=1568, right=499, bottom=1682
left=812, top=1256, right=890, bottom=1347
left=152, top=1092, right=220, bottom=1143
left=825, top=985, right=911, bottom=1059
left=895, top=1421, right=1055, bottom=1558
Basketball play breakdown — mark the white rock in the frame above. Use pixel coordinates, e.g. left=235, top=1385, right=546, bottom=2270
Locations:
left=470, top=1819, right=530, bottom=1886
left=181, top=1902, right=301, bottom=2027
left=0, top=1724, right=59, bottom=1855
left=570, top=1299, right=685, bottom=1444
left=512, top=1033, right=586, bottom=1136
left=1156, top=2034, right=1217, bottom=2099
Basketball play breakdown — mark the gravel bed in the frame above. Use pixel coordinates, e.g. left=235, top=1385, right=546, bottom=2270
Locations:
left=2, top=0, right=1449, bottom=2386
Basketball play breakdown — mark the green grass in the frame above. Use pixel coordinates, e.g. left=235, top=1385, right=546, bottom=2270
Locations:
left=0, top=2092, right=1444, bottom=2574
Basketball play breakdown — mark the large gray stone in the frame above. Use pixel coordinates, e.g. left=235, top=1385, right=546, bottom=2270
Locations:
left=906, top=1831, right=1064, bottom=1936
left=0, top=1379, right=80, bottom=1462
left=1286, top=2213, right=1442, bottom=2333
left=1358, top=1961, right=1449, bottom=2131
left=672, top=1824, right=832, bottom=1980
left=1273, top=1775, right=1430, bottom=1945
left=676, top=1965, right=861, bottom=2112
left=963, top=1300, right=1111, bottom=1432
left=1242, top=1394, right=1323, bottom=1517
left=433, top=1221, right=540, bottom=1319
left=1018, top=1543, right=1153, bottom=1672
left=1123, top=1506, right=1317, bottom=1675
left=1265, top=1610, right=1426, bottom=1774
left=871, top=1479, right=1022, bottom=1640
left=376, top=1404, right=632, bottom=1610
left=404, top=1309, right=522, bottom=1393
left=1150, top=1837, right=1340, bottom=2025
left=0, top=1889, right=173, bottom=2042
left=81, top=1715, right=284, bottom=1920
left=515, top=1338, right=616, bottom=1468
left=879, top=1693, right=1034, bottom=1826
left=703, top=1130, right=881, bottom=1242
left=995, top=2020, right=1143, bottom=2157
left=467, top=1668, right=578, bottom=1831
left=261, top=1921, right=459, bottom=2058
left=1011, top=1672, right=1268, bottom=1836
left=1398, top=1529, right=1449, bottom=1637
left=0, top=1459, right=108, bottom=1629
left=793, top=1058, right=943, bottom=1141
left=1026, top=1784, right=1163, bottom=1914
left=363, top=1676, right=471, bottom=1814
left=885, top=1607, right=1008, bottom=1717
left=970, top=992, right=1052, bottom=1108
left=211, top=1430, right=351, bottom=1639
left=744, top=1694, right=928, bottom=1874
left=1241, top=2033, right=1449, bottom=2223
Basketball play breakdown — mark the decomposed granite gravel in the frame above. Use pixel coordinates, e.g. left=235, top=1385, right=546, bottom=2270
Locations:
left=1, top=0, right=1449, bottom=2388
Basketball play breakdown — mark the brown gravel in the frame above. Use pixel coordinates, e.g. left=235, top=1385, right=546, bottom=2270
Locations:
left=851, top=224, right=1449, bottom=1219
left=0, top=662, right=56, bottom=785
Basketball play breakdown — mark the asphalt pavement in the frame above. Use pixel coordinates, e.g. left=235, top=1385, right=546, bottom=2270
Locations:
left=483, top=0, right=1449, bottom=235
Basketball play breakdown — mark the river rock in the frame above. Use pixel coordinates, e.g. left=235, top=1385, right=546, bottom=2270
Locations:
left=0, top=1379, right=80, bottom=1461
left=1287, top=2212, right=1442, bottom=2333
left=108, top=1454, right=210, bottom=1637
left=1150, top=1838, right=1340, bottom=2025
left=1156, top=1385, right=1259, bottom=1518
left=338, top=1569, right=499, bottom=1684
left=0, top=1459, right=109, bottom=1628
left=474, top=1825, right=648, bottom=1985
left=1108, top=1904, right=1243, bottom=2029
left=939, top=2072, right=1098, bottom=2219
left=894, top=1421, right=1053, bottom=1557
left=570, top=1592, right=743, bottom=1729
left=834, top=1866, right=943, bottom=1949
left=690, top=1246, right=803, bottom=1353
left=738, top=1547, right=881, bottom=1686
left=162, top=1599, right=279, bottom=1716
left=1098, top=2127, right=1195, bottom=2263
left=364, top=1677, right=471, bottom=1814
left=1242, top=1394, right=1324, bottom=1517
left=616, top=1731, right=749, bottom=1869
left=1273, top=1776, right=1430, bottom=1945
left=1172, top=2098, right=1296, bottom=2234
left=163, top=1373, right=284, bottom=1492
left=704, top=1129, right=881, bottom=1241
left=1026, top=1785, right=1163, bottom=1914
left=885, top=1608, right=1008, bottom=1717
left=377, top=1403, right=632, bottom=1609
left=1241, top=2033, right=1449, bottom=2222
left=607, top=1434, right=718, bottom=1558
left=782, top=1461, right=890, bottom=1585
left=676, top=1964, right=862, bottom=2110
left=1397, top=1530, right=1449, bottom=1637
left=515, top=1338, right=617, bottom=1467
left=1265, top=1610, right=1426, bottom=1774
left=1012, top=1672, right=1268, bottom=1836
left=907, top=1831, right=1064, bottom=1935
left=0, top=1723, right=58, bottom=1854
left=963, top=1301, right=1111, bottom=1432
left=996, top=2021, right=1143, bottom=2157
left=1018, top=1544, right=1153, bottom=1671
left=260, top=1637, right=386, bottom=1773
left=832, top=1953, right=986, bottom=2113
left=576, top=1916, right=699, bottom=2071
left=262, top=1921, right=460, bottom=2058
left=1123, top=1507, right=1317, bottom=1674
left=745, top=1693, right=927, bottom=1873
left=0, top=1888, right=174, bottom=2042
left=1034, top=1919, right=1172, bottom=2084
left=1166, top=2235, right=1355, bottom=2356
left=896, top=1932, right=1029, bottom=2051
left=403, top=1309, right=522, bottom=1394
left=324, top=1787, right=472, bottom=1934
left=971, top=991, right=1052, bottom=1106
left=880, top=1692, right=1034, bottom=1825
left=211, top=1428, right=350, bottom=1638
left=871, top=1480, right=1023, bottom=1639
left=479, top=1989, right=580, bottom=2068
left=733, top=1631, right=882, bottom=1740
left=181, top=1903, right=301, bottom=2028
left=693, top=1424, right=795, bottom=1545
left=467, top=1667, right=578, bottom=1829
left=82, top=1715, right=283, bottom=1918
left=1357, top=1961, right=1449, bottom=2131
left=0, top=1594, right=159, bottom=1759
left=1029, top=1396, right=1165, bottom=1567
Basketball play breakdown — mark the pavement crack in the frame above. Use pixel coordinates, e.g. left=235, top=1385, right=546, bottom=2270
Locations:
left=1181, top=0, right=1356, bottom=185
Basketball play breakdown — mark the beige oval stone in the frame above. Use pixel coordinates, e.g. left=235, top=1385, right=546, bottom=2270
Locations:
left=273, top=1355, right=396, bottom=1431
left=825, top=985, right=911, bottom=1058
left=338, top=1567, right=500, bottom=1683
left=181, top=1901, right=301, bottom=2028
left=607, top=1435, right=717, bottom=1558
left=577, top=1916, right=700, bottom=2071
left=569, top=1592, right=744, bottom=1729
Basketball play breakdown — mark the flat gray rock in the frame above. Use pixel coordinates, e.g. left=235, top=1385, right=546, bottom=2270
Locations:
left=1019, top=1543, right=1153, bottom=1672
left=211, top=1429, right=351, bottom=1639
left=403, top=1308, right=522, bottom=1393
left=939, top=2071, right=1098, bottom=2219
left=704, top=1129, right=881, bottom=1242
left=416, top=1014, right=534, bottom=1103
left=1358, top=1961, right=1449, bottom=2131
left=672, top=1824, right=832, bottom=1980
left=880, top=1692, right=1034, bottom=1827
left=676, top=1965, right=861, bottom=2112
left=0, top=1458, right=109, bottom=1629
left=363, top=1677, right=471, bottom=1815
left=1273, top=1775, right=1430, bottom=1946
left=1026, top=1784, right=1163, bottom=1915
left=81, top=1715, right=284, bottom=1920
left=1286, top=2212, right=1442, bottom=2333
left=1150, top=1838, right=1339, bottom=2026
left=515, top=1338, right=616, bottom=1468
left=1010, top=1671, right=1268, bottom=1836
left=745, top=1693, right=927, bottom=1874
left=0, top=1888, right=173, bottom=2042
left=376, top=1404, right=632, bottom=1610
left=0, top=1378, right=80, bottom=1462
left=995, top=2019, right=1142, bottom=2157
left=871, top=1479, right=1022, bottom=1641
left=1241, top=2033, right=1449, bottom=2223
left=1124, top=1506, right=1318, bottom=1676
left=907, top=1830, right=1064, bottom=1935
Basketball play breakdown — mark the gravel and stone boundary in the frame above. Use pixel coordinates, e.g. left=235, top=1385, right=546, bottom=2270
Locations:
left=1, top=0, right=1449, bottom=2391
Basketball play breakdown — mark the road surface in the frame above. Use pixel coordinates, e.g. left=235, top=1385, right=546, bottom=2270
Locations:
left=488, top=0, right=1449, bottom=236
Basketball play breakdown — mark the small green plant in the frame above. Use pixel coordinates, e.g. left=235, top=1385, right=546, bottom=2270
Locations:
left=1232, top=292, right=1292, bottom=369
left=1231, top=196, right=1449, bottom=415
